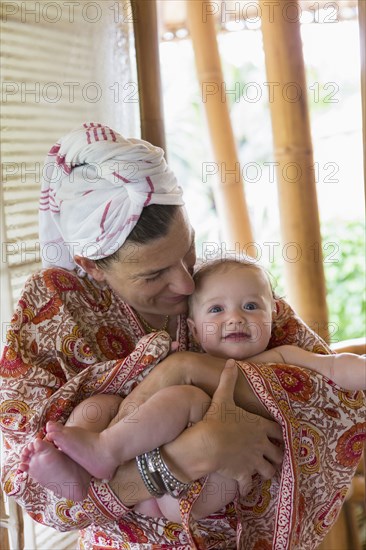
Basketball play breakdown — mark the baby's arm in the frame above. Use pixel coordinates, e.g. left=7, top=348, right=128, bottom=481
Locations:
left=250, top=346, right=366, bottom=391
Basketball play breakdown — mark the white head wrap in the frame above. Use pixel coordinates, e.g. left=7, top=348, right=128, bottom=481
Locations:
left=39, top=123, right=184, bottom=270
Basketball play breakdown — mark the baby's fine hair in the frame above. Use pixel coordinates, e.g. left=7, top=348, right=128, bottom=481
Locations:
left=188, top=256, right=277, bottom=314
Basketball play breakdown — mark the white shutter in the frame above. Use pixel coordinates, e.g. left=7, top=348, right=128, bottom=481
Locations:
left=0, top=0, right=139, bottom=312
left=0, top=1, right=138, bottom=548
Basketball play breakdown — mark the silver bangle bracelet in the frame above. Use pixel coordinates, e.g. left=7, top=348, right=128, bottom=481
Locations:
left=136, top=453, right=165, bottom=498
left=145, top=447, right=191, bottom=499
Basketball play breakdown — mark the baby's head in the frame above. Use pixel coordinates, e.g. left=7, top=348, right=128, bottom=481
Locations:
left=187, top=258, right=277, bottom=360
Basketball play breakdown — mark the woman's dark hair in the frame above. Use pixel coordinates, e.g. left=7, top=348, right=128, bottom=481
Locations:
left=94, top=204, right=180, bottom=270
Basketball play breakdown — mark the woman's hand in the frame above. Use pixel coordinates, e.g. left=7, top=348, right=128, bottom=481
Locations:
left=162, top=360, right=283, bottom=491
left=110, top=359, right=283, bottom=506
left=202, top=360, right=283, bottom=488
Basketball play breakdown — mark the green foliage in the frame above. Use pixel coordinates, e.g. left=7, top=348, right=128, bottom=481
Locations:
left=322, top=219, right=366, bottom=342
left=266, top=219, right=366, bottom=343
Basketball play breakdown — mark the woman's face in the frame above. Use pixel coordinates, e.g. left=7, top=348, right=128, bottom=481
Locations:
left=94, top=208, right=196, bottom=316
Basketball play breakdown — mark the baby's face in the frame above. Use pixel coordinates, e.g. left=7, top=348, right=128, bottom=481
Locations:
left=188, top=265, right=274, bottom=360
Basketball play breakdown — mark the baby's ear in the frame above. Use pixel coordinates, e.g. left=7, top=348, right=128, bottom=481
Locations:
left=187, top=317, right=199, bottom=342
left=272, top=300, right=279, bottom=320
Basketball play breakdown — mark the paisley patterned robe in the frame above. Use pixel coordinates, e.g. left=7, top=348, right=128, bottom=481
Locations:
left=1, top=267, right=365, bottom=549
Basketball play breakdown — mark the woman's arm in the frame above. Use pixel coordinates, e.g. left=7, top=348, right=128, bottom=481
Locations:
left=121, top=354, right=283, bottom=488
left=108, top=361, right=283, bottom=507
left=162, top=361, right=283, bottom=491
left=79, top=351, right=284, bottom=508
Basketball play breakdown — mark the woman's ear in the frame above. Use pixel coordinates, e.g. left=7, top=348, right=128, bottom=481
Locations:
left=187, top=317, right=199, bottom=343
left=74, top=256, right=106, bottom=282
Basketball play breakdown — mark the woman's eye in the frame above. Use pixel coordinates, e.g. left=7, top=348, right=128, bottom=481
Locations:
left=244, top=302, right=257, bottom=310
left=145, top=273, right=162, bottom=283
left=208, top=305, right=222, bottom=313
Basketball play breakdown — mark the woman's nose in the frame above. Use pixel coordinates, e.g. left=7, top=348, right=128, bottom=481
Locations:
left=170, top=266, right=195, bottom=295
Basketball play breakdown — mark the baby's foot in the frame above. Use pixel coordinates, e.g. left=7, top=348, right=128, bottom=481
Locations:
left=19, top=440, right=35, bottom=472
left=46, top=421, right=117, bottom=480
left=19, top=438, right=91, bottom=501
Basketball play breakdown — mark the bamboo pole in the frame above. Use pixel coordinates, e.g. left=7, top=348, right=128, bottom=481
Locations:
left=131, top=0, right=166, bottom=151
left=0, top=528, right=9, bottom=550
left=0, top=490, right=10, bottom=550
left=186, top=0, right=254, bottom=250
left=0, top=490, right=24, bottom=550
left=358, top=0, right=366, bottom=202
left=260, top=0, right=329, bottom=341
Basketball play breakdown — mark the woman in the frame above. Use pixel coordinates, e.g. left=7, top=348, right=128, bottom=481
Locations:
left=1, top=123, right=364, bottom=549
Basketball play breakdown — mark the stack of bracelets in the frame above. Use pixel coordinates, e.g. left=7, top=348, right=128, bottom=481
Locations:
left=136, top=447, right=191, bottom=499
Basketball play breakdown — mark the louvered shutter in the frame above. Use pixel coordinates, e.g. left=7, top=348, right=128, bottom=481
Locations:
left=1, top=0, right=139, bottom=312
left=0, top=1, right=138, bottom=548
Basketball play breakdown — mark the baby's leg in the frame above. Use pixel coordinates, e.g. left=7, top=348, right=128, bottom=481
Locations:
left=65, top=394, right=122, bottom=431
left=134, top=498, right=166, bottom=518
left=155, top=473, right=239, bottom=522
left=190, top=473, right=240, bottom=519
left=20, top=394, right=122, bottom=501
left=46, top=385, right=211, bottom=481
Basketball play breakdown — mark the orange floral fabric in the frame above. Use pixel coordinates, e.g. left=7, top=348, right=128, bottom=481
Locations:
left=1, top=268, right=365, bottom=550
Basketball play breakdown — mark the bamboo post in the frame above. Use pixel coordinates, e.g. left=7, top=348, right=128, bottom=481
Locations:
left=131, top=0, right=166, bottom=151
left=0, top=489, right=24, bottom=550
left=0, top=528, right=9, bottom=550
left=186, top=0, right=254, bottom=251
left=352, top=30, right=365, bottom=507
left=358, top=0, right=366, bottom=202
left=0, top=490, right=10, bottom=550
left=260, top=0, right=329, bottom=341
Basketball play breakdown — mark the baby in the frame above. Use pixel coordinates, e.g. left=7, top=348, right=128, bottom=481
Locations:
left=20, top=258, right=365, bottom=520
left=187, top=258, right=365, bottom=389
